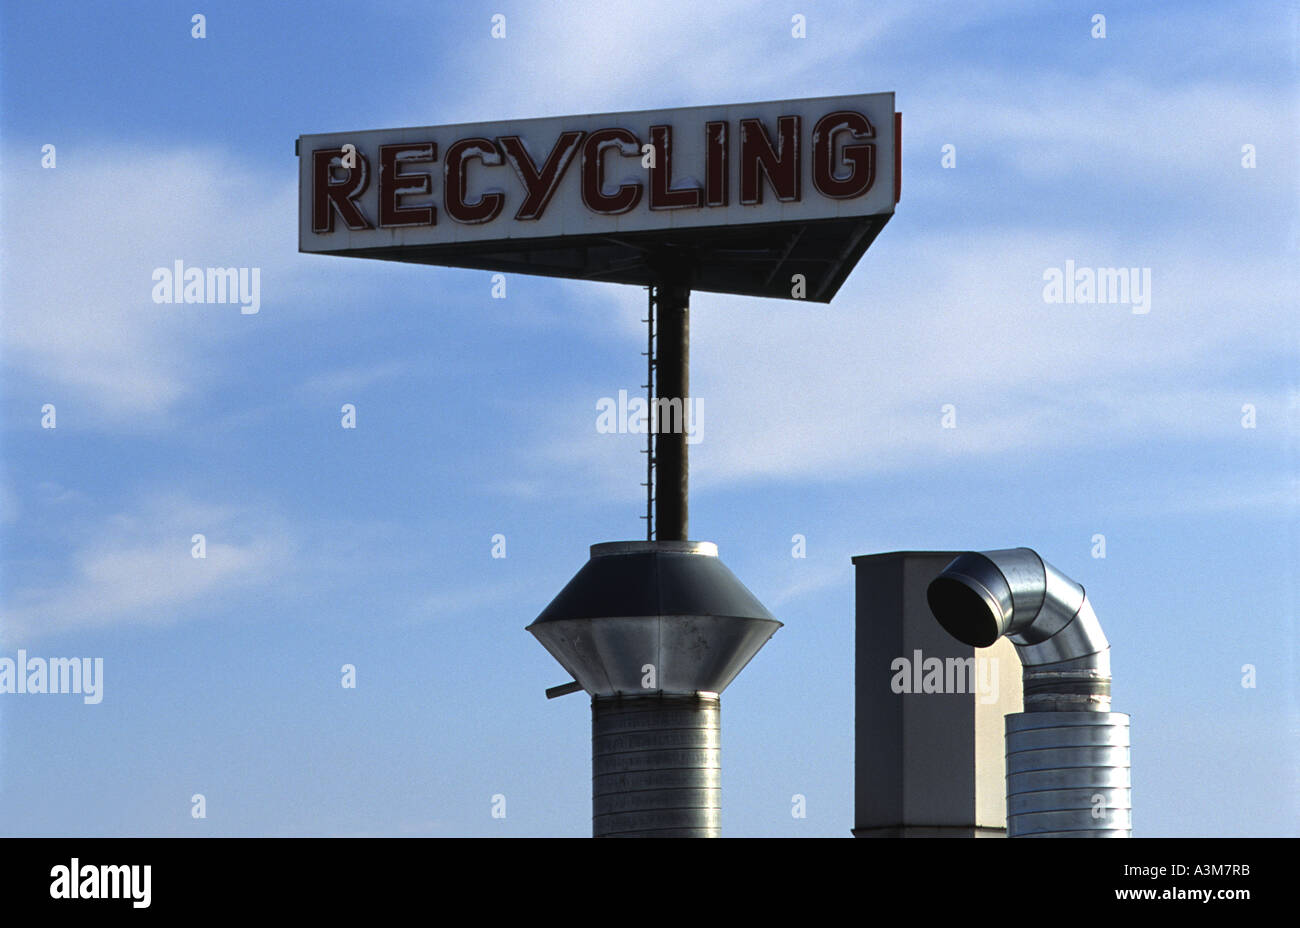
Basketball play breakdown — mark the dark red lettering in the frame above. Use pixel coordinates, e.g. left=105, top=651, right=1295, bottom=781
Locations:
left=444, top=137, right=504, bottom=224
left=649, top=125, right=702, bottom=210
left=811, top=111, right=875, bottom=200
left=581, top=128, right=642, bottom=215
left=498, top=131, right=584, bottom=221
left=312, top=147, right=373, bottom=232
left=705, top=121, right=728, bottom=207
left=378, top=142, right=436, bottom=228
left=739, top=116, right=800, bottom=205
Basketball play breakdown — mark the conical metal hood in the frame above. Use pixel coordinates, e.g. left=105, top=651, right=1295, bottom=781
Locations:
left=527, top=541, right=781, bottom=697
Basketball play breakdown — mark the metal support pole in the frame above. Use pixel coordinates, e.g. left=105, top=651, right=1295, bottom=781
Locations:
left=654, top=284, right=689, bottom=541
left=641, top=287, right=656, bottom=541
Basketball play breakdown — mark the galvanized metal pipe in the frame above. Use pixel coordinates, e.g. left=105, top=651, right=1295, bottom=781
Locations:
left=1005, top=711, right=1132, bottom=837
left=530, top=541, right=778, bottom=838
left=928, top=548, right=1132, bottom=837
left=592, top=693, right=720, bottom=837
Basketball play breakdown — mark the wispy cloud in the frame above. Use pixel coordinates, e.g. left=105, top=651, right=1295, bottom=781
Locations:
left=1, top=493, right=296, bottom=643
left=510, top=224, right=1294, bottom=494
left=3, top=146, right=314, bottom=425
left=1119, top=472, right=1299, bottom=518
left=295, top=360, right=411, bottom=401
left=765, top=560, right=849, bottom=609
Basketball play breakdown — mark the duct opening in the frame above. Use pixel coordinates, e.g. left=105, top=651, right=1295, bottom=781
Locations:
left=926, top=574, right=1004, bottom=647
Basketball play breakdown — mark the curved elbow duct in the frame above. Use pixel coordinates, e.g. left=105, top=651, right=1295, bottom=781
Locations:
left=926, top=547, right=1110, bottom=711
left=927, top=548, right=1132, bottom=837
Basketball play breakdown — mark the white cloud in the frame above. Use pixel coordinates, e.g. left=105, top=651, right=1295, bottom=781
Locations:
left=512, top=222, right=1294, bottom=495
left=429, top=20, right=1294, bottom=497
left=898, top=74, right=1294, bottom=219
left=2, top=145, right=321, bottom=425
left=765, top=560, right=848, bottom=609
left=6, top=6, right=1290, bottom=503
left=1, top=494, right=296, bottom=643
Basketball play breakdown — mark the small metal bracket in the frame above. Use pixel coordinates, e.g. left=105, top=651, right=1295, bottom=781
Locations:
left=545, top=681, right=583, bottom=699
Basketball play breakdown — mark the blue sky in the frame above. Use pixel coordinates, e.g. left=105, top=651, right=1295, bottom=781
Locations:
left=1, top=0, right=1296, bottom=837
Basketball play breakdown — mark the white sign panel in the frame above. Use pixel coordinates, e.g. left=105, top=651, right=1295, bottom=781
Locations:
left=298, top=92, right=899, bottom=300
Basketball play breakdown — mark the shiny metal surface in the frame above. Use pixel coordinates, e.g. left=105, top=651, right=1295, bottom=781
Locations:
left=528, top=540, right=781, bottom=698
left=1007, top=765, right=1131, bottom=793
left=1006, top=710, right=1130, bottom=733
left=926, top=548, right=1111, bottom=710
left=592, top=694, right=721, bottom=837
left=530, top=540, right=778, bottom=837
left=927, top=549, right=1131, bottom=838
left=1029, top=559, right=1086, bottom=644
left=1005, top=745, right=1132, bottom=773
left=530, top=613, right=780, bottom=697
left=591, top=540, right=718, bottom=558
left=1005, top=711, right=1132, bottom=838
left=1003, top=720, right=1130, bottom=751
left=1011, top=808, right=1133, bottom=835
left=1008, top=787, right=1131, bottom=815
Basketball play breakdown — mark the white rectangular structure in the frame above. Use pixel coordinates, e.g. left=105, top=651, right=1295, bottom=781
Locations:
left=853, top=552, right=1023, bottom=837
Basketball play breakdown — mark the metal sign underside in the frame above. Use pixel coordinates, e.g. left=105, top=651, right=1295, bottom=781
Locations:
left=298, top=93, right=898, bottom=303
left=317, top=214, right=892, bottom=302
